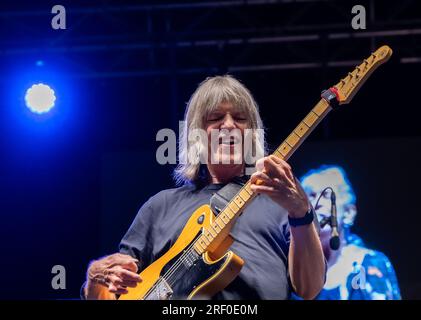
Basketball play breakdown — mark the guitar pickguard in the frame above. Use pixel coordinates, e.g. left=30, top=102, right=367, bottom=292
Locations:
left=143, top=231, right=231, bottom=300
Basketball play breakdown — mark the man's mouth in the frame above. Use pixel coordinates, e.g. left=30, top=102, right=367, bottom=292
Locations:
left=218, top=136, right=240, bottom=146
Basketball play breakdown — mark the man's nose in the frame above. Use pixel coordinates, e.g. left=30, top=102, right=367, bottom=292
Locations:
left=221, top=114, right=235, bottom=129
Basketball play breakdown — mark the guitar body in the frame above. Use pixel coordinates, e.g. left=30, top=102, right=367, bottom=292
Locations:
left=119, top=204, right=244, bottom=300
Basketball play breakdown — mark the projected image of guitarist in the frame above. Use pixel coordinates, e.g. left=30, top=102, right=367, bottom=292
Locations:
left=82, top=75, right=326, bottom=300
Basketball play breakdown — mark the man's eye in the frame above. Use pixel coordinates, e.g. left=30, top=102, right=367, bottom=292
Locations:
left=208, top=115, right=223, bottom=121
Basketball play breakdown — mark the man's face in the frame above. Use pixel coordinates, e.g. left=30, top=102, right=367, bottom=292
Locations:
left=302, top=170, right=355, bottom=243
left=307, top=186, right=334, bottom=221
left=205, top=102, right=249, bottom=166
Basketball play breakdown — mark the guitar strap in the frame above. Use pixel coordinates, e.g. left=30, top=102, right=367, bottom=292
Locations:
left=210, top=175, right=249, bottom=216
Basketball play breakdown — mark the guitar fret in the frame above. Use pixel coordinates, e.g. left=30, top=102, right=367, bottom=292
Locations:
left=196, top=240, right=206, bottom=251
left=294, top=122, right=309, bottom=137
left=277, top=142, right=292, bottom=157
left=197, top=244, right=205, bottom=254
left=273, top=149, right=284, bottom=159
left=215, top=218, right=225, bottom=229
left=313, top=100, right=329, bottom=116
left=243, top=184, right=252, bottom=195
left=229, top=202, right=239, bottom=213
left=207, top=227, right=217, bottom=238
left=286, top=132, right=300, bottom=148
left=303, top=111, right=319, bottom=127
left=203, top=230, right=211, bottom=239
left=198, top=238, right=208, bottom=248
left=239, top=189, right=250, bottom=201
left=212, top=223, right=221, bottom=233
left=233, top=196, right=244, bottom=208
left=200, top=236, right=210, bottom=246
left=237, top=192, right=246, bottom=202
left=224, top=207, right=234, bottom=219
left=220, top=213, right=230, bottom=224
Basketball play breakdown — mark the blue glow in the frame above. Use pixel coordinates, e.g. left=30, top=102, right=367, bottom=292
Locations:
left=24, top=83, right=56, bottom=114
left=36, top=60, right=44, bottom=67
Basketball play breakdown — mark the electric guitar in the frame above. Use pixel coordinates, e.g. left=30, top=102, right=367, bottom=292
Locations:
left=119, top=45, right=393, bottom=300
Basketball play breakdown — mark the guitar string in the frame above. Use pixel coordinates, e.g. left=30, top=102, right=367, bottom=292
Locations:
left=166, top=246, right=198, bottom=287
left=141, top=248, right=192, bottom=300
left=143, top=243, right=198, bottom=299
left=161, top=240, right=198, bottom=285
left=142, top=235, right=200, bottom=299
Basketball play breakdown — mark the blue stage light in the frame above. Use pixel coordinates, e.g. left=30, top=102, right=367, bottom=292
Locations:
left=24, top=83, right=56, bottom=114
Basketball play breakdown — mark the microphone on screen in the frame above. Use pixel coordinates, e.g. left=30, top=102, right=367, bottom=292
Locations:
left=329, top=190, right=340, bottom=250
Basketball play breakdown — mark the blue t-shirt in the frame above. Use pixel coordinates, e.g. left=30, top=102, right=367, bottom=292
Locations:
left=316, top=242, right=401, bottom=300
left=119, top=183, right=295, bottom=299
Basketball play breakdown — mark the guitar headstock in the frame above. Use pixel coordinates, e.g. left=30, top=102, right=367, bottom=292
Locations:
left=334, top=45, right=393, bottom=105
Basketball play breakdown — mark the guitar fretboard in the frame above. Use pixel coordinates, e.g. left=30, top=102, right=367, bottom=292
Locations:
left=193, top=98, right=332, bottom=255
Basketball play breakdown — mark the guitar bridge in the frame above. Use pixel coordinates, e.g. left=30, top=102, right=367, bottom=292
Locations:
left=145, top=277, right=173, bottom=300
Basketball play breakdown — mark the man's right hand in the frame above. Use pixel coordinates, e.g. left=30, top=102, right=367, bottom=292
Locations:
left=86, top=253, right=142, bottom=297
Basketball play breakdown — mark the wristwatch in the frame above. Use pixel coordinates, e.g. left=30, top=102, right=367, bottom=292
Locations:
left=288, top=207, right=314, bottom=227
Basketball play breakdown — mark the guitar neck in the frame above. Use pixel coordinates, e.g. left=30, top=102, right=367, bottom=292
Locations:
left=193, top=98, right=332, bottom=255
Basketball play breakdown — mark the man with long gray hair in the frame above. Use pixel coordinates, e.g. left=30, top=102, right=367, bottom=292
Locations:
left=82, top=75, right=326, bottom=300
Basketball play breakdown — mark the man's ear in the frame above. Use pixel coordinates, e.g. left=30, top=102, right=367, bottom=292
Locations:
left=342, top=204, right=357, bottom=226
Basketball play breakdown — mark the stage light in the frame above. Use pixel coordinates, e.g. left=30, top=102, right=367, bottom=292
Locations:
left=24, top=83, right=56, bottom=114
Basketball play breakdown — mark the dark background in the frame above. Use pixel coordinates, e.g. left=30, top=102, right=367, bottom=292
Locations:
left=1, top=0, right=421, bottom=299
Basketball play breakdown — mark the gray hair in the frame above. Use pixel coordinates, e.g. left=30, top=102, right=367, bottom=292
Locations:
left=300, top=165, right=357, bottom=227
left=174, top=75, right=266, bottom=185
